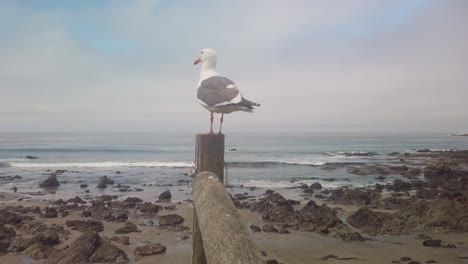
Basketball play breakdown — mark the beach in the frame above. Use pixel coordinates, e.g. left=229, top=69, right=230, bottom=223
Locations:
left=1, top=133, right=468, bottom=263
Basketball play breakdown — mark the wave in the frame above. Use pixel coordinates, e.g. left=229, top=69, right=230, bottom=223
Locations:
left=411, top=148, right=459, bottom=153
left=323, top=151, right=378, bottom=157
left=8, top=161, right=194, bottom=168
left=227, top=161, right=326, bottom=168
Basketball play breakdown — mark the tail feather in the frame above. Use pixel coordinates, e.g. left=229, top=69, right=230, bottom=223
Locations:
left=237, top=97, right=261, bottom=109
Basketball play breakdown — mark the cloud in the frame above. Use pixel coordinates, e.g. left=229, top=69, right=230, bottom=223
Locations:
left=0, top=0, right=467, bottom=132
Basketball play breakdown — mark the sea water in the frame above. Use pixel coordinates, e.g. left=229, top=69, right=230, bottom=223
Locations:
left=1, top=132, right=467, bottom=195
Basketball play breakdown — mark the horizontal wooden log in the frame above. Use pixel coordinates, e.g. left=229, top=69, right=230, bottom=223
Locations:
left=193, top=171, right=264, bottom=264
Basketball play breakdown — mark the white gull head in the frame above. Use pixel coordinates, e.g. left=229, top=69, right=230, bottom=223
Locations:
left=194, top=48, right=220, bottom=85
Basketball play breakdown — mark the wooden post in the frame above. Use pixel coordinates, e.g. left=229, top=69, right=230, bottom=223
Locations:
left=195, top=134, right=225, bottom=182
left=192, top=134, right=225, bottom=264
left=192, top=172, right=264, bottom=264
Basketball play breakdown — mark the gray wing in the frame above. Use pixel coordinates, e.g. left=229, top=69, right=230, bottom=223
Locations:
left=197, top=76, right=241, bottom=107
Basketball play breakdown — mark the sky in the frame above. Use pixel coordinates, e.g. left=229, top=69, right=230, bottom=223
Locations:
left=0, top=0, right=467, bottom=133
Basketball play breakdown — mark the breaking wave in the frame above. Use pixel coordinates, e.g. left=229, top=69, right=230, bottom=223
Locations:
left=7, top=161, right=194, bottom=168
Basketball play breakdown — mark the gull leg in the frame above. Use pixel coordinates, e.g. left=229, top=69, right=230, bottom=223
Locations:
left=218, top=114, right=224, bottom=134
left=209, top=112, right=214, bottom=134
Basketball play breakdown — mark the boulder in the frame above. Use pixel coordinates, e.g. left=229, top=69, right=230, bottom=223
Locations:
left=158, top=190, right=172, bottom=200
left=39, top=174, right=60, bottom=188
left=310, top=182, right=323, bottom=189
left=424, top=163, right=453, bottom=182
left=159, top=214, right=184, bottom=226
left=262, top=224, right=278, bottom=233
left=45, top=231, right=128, bottom=264
left=423, top=239, right=441, bottom=247
left=66, top=220, right=104, bottom=232
left=110, top=236, right=130, bottom=245
left=249, top=225, right=261, bottom=233
left=328, top=188, right=380, bottom=206
left=114, top=222, right=140, bottom=234
left=43, top=207, right=58, bottom=218
left=97, top=176, right=114, bottom=189
left=134, top=243, right=166, bottom=257
left=0, top=224, right=15, bottom=253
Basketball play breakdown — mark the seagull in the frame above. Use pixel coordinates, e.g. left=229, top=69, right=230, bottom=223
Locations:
left=194, top=48, right=260, bottom=134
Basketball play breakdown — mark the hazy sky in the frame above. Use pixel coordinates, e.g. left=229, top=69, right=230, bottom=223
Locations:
left=1, top=0, right=467, bottom=133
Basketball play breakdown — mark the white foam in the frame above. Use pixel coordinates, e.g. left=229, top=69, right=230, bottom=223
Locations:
left=9, top=161, right=194, bottom=168
left=242, top=180, right=296, bottom=188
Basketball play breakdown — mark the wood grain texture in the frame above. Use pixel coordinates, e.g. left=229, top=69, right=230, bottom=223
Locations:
left=193, top=171, right=264, bottom=264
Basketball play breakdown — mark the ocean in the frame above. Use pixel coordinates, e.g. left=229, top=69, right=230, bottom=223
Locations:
left=1, top=132, right=467, bottom=200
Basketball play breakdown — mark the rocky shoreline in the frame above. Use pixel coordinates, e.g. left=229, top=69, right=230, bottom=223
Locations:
left=1, top=150, right=468, bottom=263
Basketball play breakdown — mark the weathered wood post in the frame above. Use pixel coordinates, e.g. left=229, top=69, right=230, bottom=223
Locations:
left=192, top=134, right=225, bottom=264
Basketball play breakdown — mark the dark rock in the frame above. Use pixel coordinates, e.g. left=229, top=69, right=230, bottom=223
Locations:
left=159, top=214, right=184, bottom=226
left=111, top=236, right=130, bottom=245
left=53, top=199, right=67, bottom=206
left=66, top=220, right=104, bottom=232
left=88, top=236, right=129, bottom=263
left=79, top=184, right=88, bottom=188
left=115, top=222, right=140, bottom=234
left=158, top=190, right=172, bottom=200
left=67, top=196, right=86, bottom=204
left=266, top=260, right=280, bottom=264
left=97, top=176, right=114, bottom=189
left=408, top=262, right=421, bottom=264
left=310, top=182, right=323, bottom=189
left=424, top=163, right=453, bottom=182
left=39, top=174, right=60, bottom=188
left=123, top=197, right=143, bottom=203
left=45, top=231, right=128, bottom=264
left=139, top=202, right=162, bottom=214
left=262, top=224, right=278, bottom=233
left=250, top=224, right=261, bottom=233
left=328, top=188, right=380, bottom=206
left=423, top=239, right=441, bottom=247
left=24, top=156, right=39, bottom=159
left=265, top=189, right=274, bottom=195
left=400, top=256, right=412, bottom=261
left=337, top=231, right=365, bottom=242
left=134, top=243, right=166, bottom=257
left=303, top=188, right=314, bottom=194
left=0, top=224, right=16, bottom=253
left=43, top=207, right=58, bottom=218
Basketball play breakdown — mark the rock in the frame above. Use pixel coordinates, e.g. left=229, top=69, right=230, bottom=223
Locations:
left=423, top=239, right=441, bottom=247
left=139, top=202, right=162, bottom=214
left=114, top=222, right=140, bottom=234
left=303, top=188, right=314, bottom=194
left=337, top=231, right=365, bottom=242
left=110, top=236, right=130, bottom=245
left=24, top=156, right=39, bottom=159
left=66, top=196, right=86, bottom=204
left=45, top=231, right=128, bottom=264
left=250, top=224, right=261, bottom=233
left=43, top=207, right=58, bottom=218
left=39, top=174, right=60, bottom=188
left=310, top=182, right=323, bottom=189
left=328, top=188, right=380, bottom=206
left=66, top=220, right=104, bottom=232
left=123, top=197, right=143, bottom=203
left=159, top=214, right=184, bottom=226
left=53, top=199, right=67, bottom=206
left=0, top=224, right=16, bottom=253
left=262, top=224, right=278, bottom=233
left=278, top=227, right=290, bottom=234
left=408, top=262, right=421, bottom=264
left=400, top=256, right=412, bottom=261
left=79, top=184, right=88, bottom=188
left=97, top=176, right=114, bottom=189
left=389, top=152, right=401, bottom=155
left=266, top=260, right=280, bottom=264
left=265, top=189, right=274, bottom=195
left=424, top=163, right=453, bottom=182
left=389, top=179, right=413, bottom=191
left=158, top=190, right=172, bottom=200
left=88, top=236, right=129, bottom=263
left=134, top=243, right=166, bottom=257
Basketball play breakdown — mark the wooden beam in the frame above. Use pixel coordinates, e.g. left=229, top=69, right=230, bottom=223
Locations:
left=192, top=171, right=264, bottom=264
